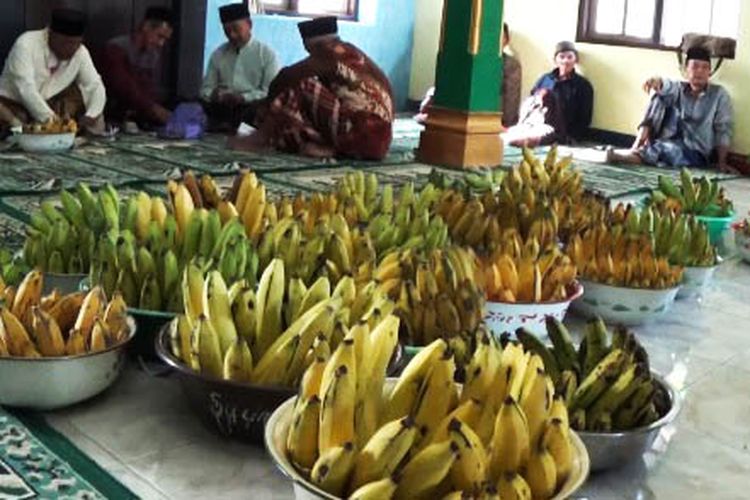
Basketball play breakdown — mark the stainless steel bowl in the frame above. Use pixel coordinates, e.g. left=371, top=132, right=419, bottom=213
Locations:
left=0, top=317, right=135, bottom=410
left=578, top=373, right=681, bottom=472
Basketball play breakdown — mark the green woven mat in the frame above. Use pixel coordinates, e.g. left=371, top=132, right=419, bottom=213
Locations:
left=0, top=407, right=136, bottom=499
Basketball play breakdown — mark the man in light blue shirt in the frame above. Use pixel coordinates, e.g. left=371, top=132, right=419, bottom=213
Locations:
left=200, top=3, right=279, bottom=130
left=609, top=47, right=735, bottom=173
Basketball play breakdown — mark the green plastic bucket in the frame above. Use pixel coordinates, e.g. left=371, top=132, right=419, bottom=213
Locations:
left=696, top=213, right=734, bottom=244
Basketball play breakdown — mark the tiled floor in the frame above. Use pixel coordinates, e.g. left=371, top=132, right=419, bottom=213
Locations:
left=44, top=178, right=750, bottom=499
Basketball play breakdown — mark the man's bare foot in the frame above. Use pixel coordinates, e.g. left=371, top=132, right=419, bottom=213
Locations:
left=300, top=142, right=335, bottom=158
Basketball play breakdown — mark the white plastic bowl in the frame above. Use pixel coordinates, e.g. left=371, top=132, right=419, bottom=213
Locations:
left=484, top=281, right=583, bottom=339
left=265, top=380, right=590, bottom=500
left=571, top=279, right=679, bottom=326
left=676, top=265, right=717, bottom=299
left=17, top=132, right=75, bottom=153
left=0, top=318, right=135, bottom=410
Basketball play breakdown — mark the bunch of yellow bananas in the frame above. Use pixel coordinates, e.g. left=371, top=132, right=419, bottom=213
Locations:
left=285, top=331, right=576, bottom=499
left=170, top=257, right=394, bottom=387
left=256, top=213, right=372, bottom=287
left=0, top=269, right=129, bottom=357
left=24, top=183, right=125, bottom=274
left=567, top=223, right=683, bottom=289
left=519, top=317, right=667, bottom=432
left=373, top=246, right=484, bottom=351
left=482, top=234, right=577, bottom=303
left=611, top=203, right=717, bottom=268
left=23, top=117, right=77, bottom=134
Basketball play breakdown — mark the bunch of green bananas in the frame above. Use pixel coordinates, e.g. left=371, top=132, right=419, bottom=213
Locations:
left=517, top=316, right=670, bottom=432
left=286, top=330, right=576, bottom=499
left=613, top=204, right=717, bottom=267
left=427, top=167, right=505, bottom=194
left=23, top=183, right=121, bottom=274
left=373, top=246, right=484, bottom=356
left=0, top=248, right=29, bottom=287
left=653, top=168, right=733, bottom=217
left=171, top=258, right=395, bottom=387
left=366, top=182, right=449, bottom=255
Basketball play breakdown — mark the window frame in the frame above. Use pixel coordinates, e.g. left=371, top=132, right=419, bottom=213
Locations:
left=577, top=0, right=677, bottom=51
left=260, top=0, right=360, bottom=21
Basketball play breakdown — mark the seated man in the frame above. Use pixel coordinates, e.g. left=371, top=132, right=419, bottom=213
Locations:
left=98, top=7, right=174, bottom=128
left=416, top=23, right=521, bottom=127
left=504, top=41, right=593, bottom=146
left=608, top=47, right=735, bottom=173
left=232, top=16, right=394, bottom=160
left=200, top=3, right=279, bottom=130
left=0, top=8, right=106, bottom=136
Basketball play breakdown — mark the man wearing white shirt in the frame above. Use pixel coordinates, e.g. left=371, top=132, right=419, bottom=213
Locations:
left=200, top=3, right=279, bottom=130
left=0, top=8, right=106, bottom=136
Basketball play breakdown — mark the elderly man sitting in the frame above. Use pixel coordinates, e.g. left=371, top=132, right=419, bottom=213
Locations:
left=608, top=47, right=735, bottom=173
left=0, top=8, right=106, bottom=136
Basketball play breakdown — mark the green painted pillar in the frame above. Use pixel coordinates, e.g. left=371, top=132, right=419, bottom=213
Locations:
left=417, top=0, right=505, bottom=169
left=433, top=0, right=504, bottom=113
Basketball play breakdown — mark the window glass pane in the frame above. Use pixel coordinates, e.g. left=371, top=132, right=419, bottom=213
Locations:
left=624, top=0, right=656, bottom=38
left=682, top=0, right=711, bottom=34
left=262, top=0, right=287, bottom=8
left=661, top=0, right=685, bottom=46
left=595, top=0, right=626, bottom=34
left=297, top=0, right=351, bottom=15
left=711, top=0, right=740, bottom=38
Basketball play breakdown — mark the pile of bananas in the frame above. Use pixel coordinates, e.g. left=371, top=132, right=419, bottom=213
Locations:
left=374, top=246, right=484, bottom=350
left=652, top=169, right=733, bottom=217
left=612, top=204, right=717, bottom=267
left=0, top=270, right=129, bottom=357
left=482, top=233, right=577, bottom=303
left=517, top=316, right=669, bottom=432
left=170, top=258, right=394, bottom=387
left=23, top=118, right=77, bottom=134
left=257, top=213, right=373, bottom=286
left=24, top=184, right=125, bottom=273
left=285, top=331, right=576, bottom=499
left=567, top=222, right=683, bottom=289
left=427, top=167, right=506, bottom=194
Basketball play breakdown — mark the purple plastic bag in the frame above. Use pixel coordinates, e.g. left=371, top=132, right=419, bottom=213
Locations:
left=158, top=103, right=206, bottom=140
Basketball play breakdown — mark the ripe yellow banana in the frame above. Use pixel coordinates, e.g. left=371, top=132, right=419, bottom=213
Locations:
left=489, top=396, right=530, bottom=478
left=310, top=442, right=356, bottom=497
left=222, top=336, right=253, bottom=382
left=1, top=308, right=40, bottom=357
left=103, top=292, right=128, bottom=343
left=348, top=476, right=398, bottom=500
left=65, top=328, right=86, bottom=355
left=11, top=269, right=43, bottom=329
left=287, top=395, right=322, bottom=470
left=394, top=439, right=459, bottom=500
left=385, top=339, right=445, bottom=422
left=202, top=271, right=238, bottom=356
left=541, top=418, right=572, bottom=488
left=496, top=472, right=532, bottom=500
left=231, top=287, right=257, bottom=346
left=523, top=447, right=557, bottom=499
left=90, top=318, right=111, bottom=353
left=73, top=286, right=105, bottom=346
left=319, top=343, right=357, bottom=453
left=519, top=366, right=553, bottom=448
left=254, top=258, right=285, bottom=358
left=413, top=348, right=458, bottom=446
left=448, top=418, right=488, bottom=494
left=351, top=417, right=417, bottom=490
left=195, top=315, right=223, bottom=379
left=182, top=263, right=204, bottom=325
left=30, top=306, right=66, bottom=356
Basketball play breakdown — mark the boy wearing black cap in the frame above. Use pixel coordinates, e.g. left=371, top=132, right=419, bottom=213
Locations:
left=608, top=46, right=735, bottom=173
left=232, top=16, right=393, bottom=160
left=98, top=7, right=175, bottom=127
left=200, top=2, right=279, bottom=129
left=0, top=8, right=106, bottom=135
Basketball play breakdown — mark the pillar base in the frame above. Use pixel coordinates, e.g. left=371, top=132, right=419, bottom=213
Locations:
left=417, top=106, right=504, bottom=169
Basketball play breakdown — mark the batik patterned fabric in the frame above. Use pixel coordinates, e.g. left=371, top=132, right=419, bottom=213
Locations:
left=0, top=409, right=105, bottom=500
left=266, top=42, right=394, bottom=161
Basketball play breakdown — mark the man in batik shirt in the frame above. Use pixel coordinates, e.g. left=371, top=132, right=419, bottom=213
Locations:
left=232, top=16, right=394, bottom=160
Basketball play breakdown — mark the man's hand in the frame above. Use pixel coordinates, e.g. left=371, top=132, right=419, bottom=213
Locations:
left=78, top=115, right=97, bottom=129
left=150, top=104, right=171, bottom=125
left=632, top=125, right=651, bottom=150
left=642, top=77, right=663, bottom=94
left=219, top=92, right=245, bottom=106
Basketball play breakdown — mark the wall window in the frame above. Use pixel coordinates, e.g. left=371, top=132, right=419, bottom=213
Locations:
left=261, top=0, right=359, bottom=19
left=577, top=0, right=741, bottom=50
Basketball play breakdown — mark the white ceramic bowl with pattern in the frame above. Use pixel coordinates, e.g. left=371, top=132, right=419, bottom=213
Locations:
left=17, top=132, right=75, bottom=153
left=484, top=281, right=583, bottom=339
left=676, top=265, right=717, bottom=299
left=571, top=279, right=679, bottom=326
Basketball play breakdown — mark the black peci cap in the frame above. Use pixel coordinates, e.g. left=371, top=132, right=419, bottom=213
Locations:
left=219, top=3, right=250, bottom=24
left=298, top=16, right=338, bottom=40
left=50, top=8, right=87, bottom=37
